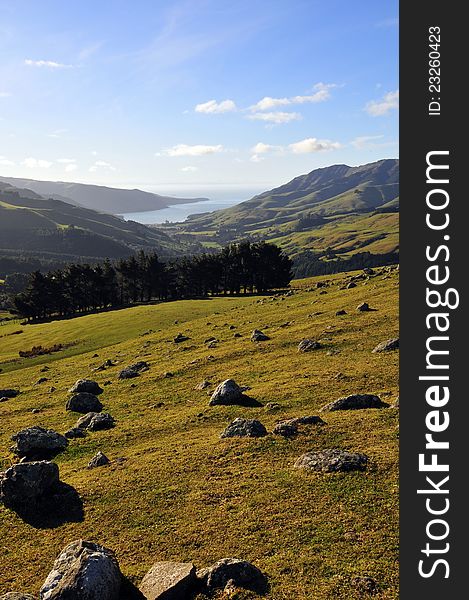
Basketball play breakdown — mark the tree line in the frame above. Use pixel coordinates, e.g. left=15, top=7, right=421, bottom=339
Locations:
left=13, top=241, right=292, bottom=321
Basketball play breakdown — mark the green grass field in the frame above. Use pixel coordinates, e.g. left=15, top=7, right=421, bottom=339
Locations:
left=0, top=270, right=399, bottom=599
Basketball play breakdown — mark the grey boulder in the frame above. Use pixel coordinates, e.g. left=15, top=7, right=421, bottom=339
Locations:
left=295, top=449, right=368, bottom=473
left=297, top=339, right=322, bottom=352
left=197, top=558, right=267, bottom=593
left=0, top=389, right=20, bottom=398
left=87, top=413, right=115, bottom=431
left=87, top=452, right=110, bottom=468
left=209, top=379, right=244, bottom=406
left=251, top=329, right=270, bottom=342
left=372, top=338, right=399, bottom=353
left=0, top=594, right=36, bottom=600
left=11, top=426, right=68, bottom=459
left=40, top=540, right=121, bottom=600
left=321, top=394, right=387, bottom=412
left=221, top=418, right=267, bottom=438
left=66, top=393, right=102, bottom=414
left=139, top=561, right=196, bottom=600
left=69, top=379, right=103, bottom=395
left=0, top=461, right=59, bottom=509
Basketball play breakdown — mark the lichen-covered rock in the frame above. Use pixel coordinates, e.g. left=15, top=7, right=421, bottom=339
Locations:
left=66, top=393, right=103, bottom=414
left=118, top=361, right=149, bottom=379
left=0, top=461, right=59, bottom=509
left=209, top=379, right=244, bottom=406
left=295, top=449, right=368, bottom=473
left=297, top=339, right=322, bottom=352
left=69, top=379, right=103, bottom=395
left=321, top=394, right=387, bottom=412
left=372, top=338, right=399, bottom=353
left=139, top=561, right=196, bottom=600
left=197, top=558, right=267, bottom=593
left=64, top=427, right=87, bottom=439
left=11, top=426, right=68, bottom=459
left=272, top=422, right=297, bottom=438
left=87, top=451, right=110, bottom=468
left=87, top=413, right=115, bottom=431
left=39, top=540, right=121, bottom=600
left=221, top=418, right=267, bottom=438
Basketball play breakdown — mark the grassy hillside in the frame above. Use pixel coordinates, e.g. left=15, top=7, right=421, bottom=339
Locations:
left=0, top=185, right=199, bottom=267
left=0, top=269, right=399, bottom=599
left=158, top=160, right=399, bottom=260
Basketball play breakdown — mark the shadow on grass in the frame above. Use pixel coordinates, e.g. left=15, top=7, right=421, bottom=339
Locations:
left=4, top=482, right=84, bottom=529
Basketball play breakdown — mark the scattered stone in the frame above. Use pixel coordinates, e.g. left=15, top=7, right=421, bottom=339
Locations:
left=209, top=380, right=244, bottom=406
left=0, top=397, right=9, bottom=403
left=372, top=338, right=399, bottom=353
left=0, top=461, right=59, bottom=508
left=346, top=282, right=357, bottom=289
left=229, top=325, right=236, bottom=330
left=11, top=426, right=68, bottom=459
left=264, top=402, right=282, bottom=412
left=272, top=422, right=297, bottom=438
left=321, top=394, right=387, bottom=412
left=64, top=427, right=86, bottom=439
left=118, top=361, right=149, bottom=379
left=295, top=449, right=368, bottom=473
left=40, top=366, right=50, bottom=372
left=357, top=302, right=371, bottom=312
left=0, top=593, right=36, bottom=600
left=233, top=332, right=242, bottom=338
left=76, top=412, right=98, bottom=429
left=336, top=310, right=347, bottom=316
left=221, top=418, right=267, bottom=438
left=283, top=415, right=326, bottom=427
left=87, top=451, right=110, bottom=468
left=393, top=396, right=399, bottom=409
left=0, top=389, right=19, bottom=399
left=40, top=540, right=121, bottom=600
left=251, top=329, right=270, bottom=342
left=207, top=341, right=217, bottom=349
left=69, top=379, right=103, bottom=395
left=351, top=576, right=379, bottom=595
left=92, top=353, right=99, bottom=357
left=87, top=413, right=115, bottom=431
left=204, top=337, right=218, bottom=343
left=31, top=408, right=41, bottom=414
left=66, top=392, right=103, bottom=414
left=174, top=333, right=190, bottom=343
left=197, top=558, right=267, bottom=594
left=163, top=371, right=174, bottom=378
left=363, top=267, right=375, bottom=276
left=35, top=377, right=48, bottom=385
left=49, top=386, right=56, bottom=393
left=139, top=561, right=196, bottom=600
left=195, top=380, right=211, bottom=391
left=297, top=339, right=322, bottom=352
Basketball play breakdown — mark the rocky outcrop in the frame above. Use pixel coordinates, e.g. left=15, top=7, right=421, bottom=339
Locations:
left=209, top=380, right=244, bottom=406
left=139, top=561, right=196, bottom=600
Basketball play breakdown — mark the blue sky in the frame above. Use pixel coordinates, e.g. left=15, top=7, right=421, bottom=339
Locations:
left=0, top=0, right=398, bottom=194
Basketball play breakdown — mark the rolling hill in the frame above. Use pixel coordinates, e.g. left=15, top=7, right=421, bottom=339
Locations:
left=0, top=183, right=199, bottom=270
left=0, top=176, right=207, bottom=214
left=161, top=159, right=399, bottom=261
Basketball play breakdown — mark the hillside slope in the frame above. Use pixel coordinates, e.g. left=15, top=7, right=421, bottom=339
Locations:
left=0, top=176, right=207, bottom=214
left=163, top=159, right=399, bottom=260
left=0, top=269, right=399, bottom=599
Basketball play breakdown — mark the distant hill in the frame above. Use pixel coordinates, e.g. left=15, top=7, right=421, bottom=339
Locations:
left=0, top=176, right=208, bottom=214
left=163, top=159, right=399, bottom=261
left=0, top=183, right=199, bottom=273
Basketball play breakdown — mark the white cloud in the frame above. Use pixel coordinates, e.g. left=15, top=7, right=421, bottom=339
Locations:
left=0, top=92, right=11, bottom=98
left=288, top=137, right=341, bottom=154
left=181, top=165, right=198, bottom=172
left=89, top=160, right=116, bottom=172
left=365, top=90, right=399, bottom=116
left=48, top=129, right=68, bottom=139
left=21, top=157, right=53, bottom=168
left=0, top=156, right=15, bottom=166
left=251, top=83, right=337, bottom=111
left=24, top=59, right=73, bottom=69
left=351, top=135, right=384, bottom=149
left=251, top=142, right=275, bottom=154
left=65, top=163, right=78, bottom=173
left=56, top=158, right=76, bottom=164
left=195, top=99, right=237, bottom=114
left=165, top=144, right=223, bottom=157
left=247, top=111, right=301, bottom=125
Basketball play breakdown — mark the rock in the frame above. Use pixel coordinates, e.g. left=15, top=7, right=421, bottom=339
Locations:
left=198, top=558, right=267, bottom=593
left=363, top=267, right=375, bottom=275
left=69, top=379, right=104, bottom=395
left=31, top=408, right=41, bottom=413
left=195, top=380, right=211, bottom=390
left=163, top=371, right=174, bottom=378
left=87, top=452, right=110, bottom=468
left=286, top=415, right=326, bottom=426
left=336, top=310, right=347, bottom=316
left=0, top=397, right=10, bottom=403
left=297, top=339, right=322, bottom=352
left=0, top=592, right=36, bottom=599
left=321, top=394, right=387, bottom=412
left=49, top=387, right=56, bottom=393
left=40, top=366, right=50, bottom=372
left=174, top=333, right=190, bottom=343
left=0, top=389, right=19, bottom=398
left=393, top=396, right=399, bottom=409
left=346, top=282, right=357, bottom=289
left=357, top=302, right=371, bottom=312
left=11, top=426, right=68, bottom=459
left=351, top=576, right=379, bottom=595
left=0, top=461, right=59, bottom=508
left=40, top=540, right=121, bottom=600
left=209, top=379, right=244, bottom=406
left=207, top=341, right=217, bottom=349
left=87, top=413, right=115, bottom=431
left=372, top=338, right=399, bottom=353
left=272, top=422, right=297, bottom=438
left=66, top=392, right=103, bottom=414
left=251, top=329, right=270, bottom=342
left=233, top=333, right=242, bottom=338
left=75, top=412, right=99, bottom=429
left=221, top=418, right=267, bottom=438
left=204, top=337, right=218, bottom=343
left=118, top=367, right=139, bottom=379
left=35, top=377, right=48, bottom=385
left=264, top=402, right=282, bottom=412
left=295, top=449, right=368, bottom=473
left=64, top=427, right=86, bottom=439
left=138, top=561, right=196, bottom=600
left=118, top=361, right=149, bottom=379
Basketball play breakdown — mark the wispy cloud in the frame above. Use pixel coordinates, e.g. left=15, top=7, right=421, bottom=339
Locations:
left=247, top=111, right=301, bottom=125
left=250, top=83, right=337, bottom=111
left=89, top=160, right=116, bottom=172
left=351, top=135, right=384, bottom=149
left=0, top=92, right=11, bottom=98
left=163, top=144, right=223, bottom=157
left=195, top=99, right=237, bottom=114
left=56, top=158, right=78, bottom=172
left=365, top=90, right=399, bottom=116
left=21, top=157, right=53, bottom=168
left=48, top=129, right=68, bottom=139
left=65, top=163, right=78, bottom=173
left=288, top=137, right=341, bottom=154
left=181, top=165, right=198, bottom=172
left=24, top=59, right=73, bottom=69
left=56, top=158, right=76, bottom=164
left=0, top=156, right=15, bottom=166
